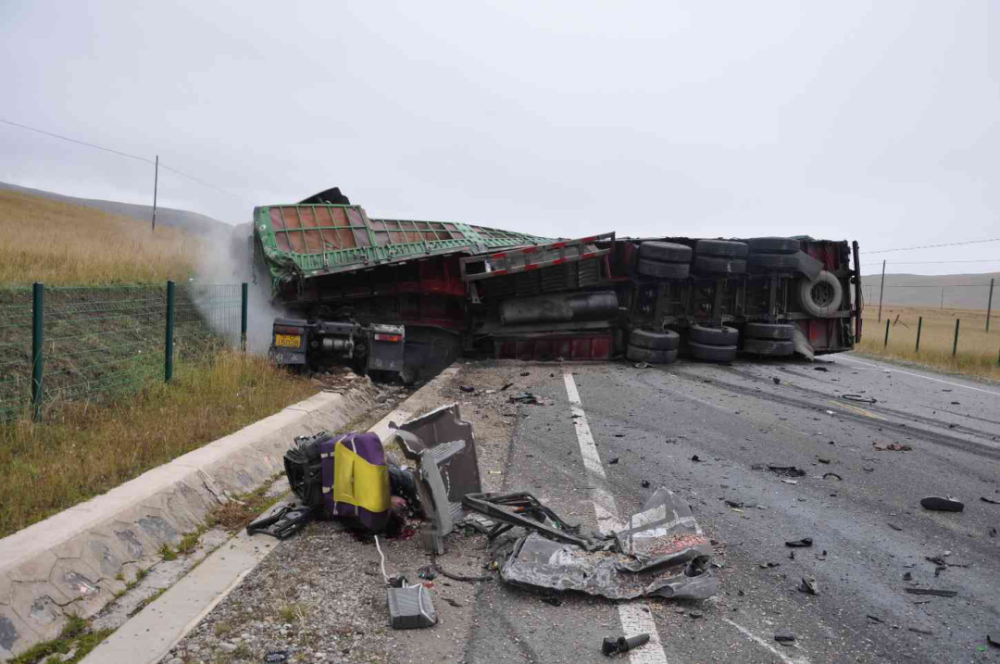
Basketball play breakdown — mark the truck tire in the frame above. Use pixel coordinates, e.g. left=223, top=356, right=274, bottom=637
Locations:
left=696, top=239, right=749, bottom=258
left=630, top=329, right=680, bottom=351
left=748, top=253, right=799, bottom=271
left=799, top=270, right=844, bottom=318
left=689, top=324, right=738, bottom=345
left=639, top=241, right=692, bottom=263
left=693, top=256, right=746, bottom=275
left=638, top=259, right=690, bottom=279
left=744, top=323, right=795, bottom=340
left=626, top=345, right=678, bottom=364
left=688, top=341, right=737, bottom=362
left=742, top=339, right=795, bottom=356
left=748, top=237, right=800, bottom=254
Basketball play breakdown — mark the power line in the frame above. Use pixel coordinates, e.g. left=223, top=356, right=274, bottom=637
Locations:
left=1, top=118, right=154, bottom=165
left=1, top=117, right=252, bottom=204
left=866, top=238, right=1000, bottom=254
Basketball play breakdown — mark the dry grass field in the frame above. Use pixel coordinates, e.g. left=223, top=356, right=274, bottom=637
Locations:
left=856, top=304, right=1000, bottom=382
left=0, top=351, right=318, bottom=538
left=0, top=188, right=196, bottom=285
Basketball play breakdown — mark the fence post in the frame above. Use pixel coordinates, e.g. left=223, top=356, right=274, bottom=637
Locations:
left=240, top=282, right=249, bottom=352
left=915, top=317, right=922, bottom=353
left=31, top=282, right=44, bottom=421
left=987, top=278, right=994, bottom=332
left=952, top=319, right=960, bottom=358
left=165, top=281, right=175, bottom=382
left=877, top=260, right=886, bottom=323
left=884, top=319, right=890, bottom=347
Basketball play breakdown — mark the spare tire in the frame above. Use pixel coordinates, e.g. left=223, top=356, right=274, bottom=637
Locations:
left=744, top=323, right=795, bottom=340
left=696, top=239, right=749, bottom=258
left=689, top=324, right=738, bottom=345
left=638, top=259, right=690, bottom=279
left=742, top=339, right=795, bottom=356
left=626, top=345, right=678, bottom=364
left=639, top=241, right=692, bottom=263
left=688, top=341, right=737, bottom=363
left=799, top=270, right=844, bottom=318
left=748, top=237, right=800, bottom=254
left=694, top=256, right=746, bottom=275
left=748, top=253, right=799, bottom=271
left=630, top=329, right=680, bottom=351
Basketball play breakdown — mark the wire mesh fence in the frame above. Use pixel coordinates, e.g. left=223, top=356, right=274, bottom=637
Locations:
left=0, top=282, right=246, bottom=422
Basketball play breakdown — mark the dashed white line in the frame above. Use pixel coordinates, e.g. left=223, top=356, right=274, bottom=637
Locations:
left=564, top=372, right=669, bottom=664
left=722, top=618, right=812, bottom=664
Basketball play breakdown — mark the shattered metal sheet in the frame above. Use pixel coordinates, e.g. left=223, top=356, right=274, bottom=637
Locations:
left=500, top=488, right=719, bottom=601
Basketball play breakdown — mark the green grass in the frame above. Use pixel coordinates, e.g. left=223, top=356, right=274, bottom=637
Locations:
left=0, top=351, right=318, bottom=538
left=9, top=616, right=112, bottom=664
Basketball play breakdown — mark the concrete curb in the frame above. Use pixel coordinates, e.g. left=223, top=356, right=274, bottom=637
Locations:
left=0, top=380, right=381, bottom=660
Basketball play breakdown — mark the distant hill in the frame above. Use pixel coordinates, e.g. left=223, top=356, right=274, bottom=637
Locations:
left=861, top=272, right=998, bottom=310
left=0, top=181, right=230, bottom=237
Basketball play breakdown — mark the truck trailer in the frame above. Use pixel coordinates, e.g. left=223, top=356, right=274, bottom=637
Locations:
left=248, top=188, right=862, bottom=381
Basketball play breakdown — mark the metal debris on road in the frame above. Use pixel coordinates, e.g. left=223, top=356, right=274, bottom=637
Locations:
left=264, top=652, right=289, bottom=663
left=814, top=367, right=829, bottom=372
left=509, top=391, right=546, bottom=405
left=873, top=442, right=912, bottom=452
left=498, top=488, right=719, bottom=601
left=981, top=497, right=1000, bottom=505
left=766, top=464, right=807, bottom=478
left=908, top=627, right=934, bottom=636
left=786, top=537, right=813, bottom=548
left=823, top=472, right=843, bottom=481
left=460, top=385, right=476, bottom=393
left=904, top=588, right=958, bottom=598
left=843, top=394, right=877, bottom=404
left=774, top=633, right=796, bottom=644
left=602, top=633, right=651, bottom=656
left=920, top=496, right=965, bottom=512
left=691, top=454, right=702, bottom=462
left=888, top=523, right=903, bottom=531
left=798, top=577, right=819, bottom=595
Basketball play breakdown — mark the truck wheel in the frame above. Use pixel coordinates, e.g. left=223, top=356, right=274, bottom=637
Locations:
left=748, top=253, right=799, bottom=271
left=639, top=241, right=692, bottom=263
left=626, top=345, right=678, bottom=364
left=693, top=256, right=746, bottom=275
left=742, top=339, right=795, bottom=356
left=630, top=329, right=680, bottom=351
left=689, top=324, right=739, bottom=345
left=748, top=237, right=800, bottom=254
left=688, top=341, right=737, bottom=362
left=799, top=271, right=844, bottom=317
left=638, top=259, right=690, bottom=279
left=695, top=239, right=749, bottom=258
left=744, top=323, right=795, bottom=340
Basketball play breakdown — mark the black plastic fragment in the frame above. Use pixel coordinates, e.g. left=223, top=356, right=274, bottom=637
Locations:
left=785, top=538, right=813, bottom=548
left=602, top=633, right=650, bottom=656
left=920, top=497, right=965, bottom=512
left=904, top=588, right=957, bottom=598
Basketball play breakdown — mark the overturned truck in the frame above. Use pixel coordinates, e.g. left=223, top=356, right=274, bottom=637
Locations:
left=249, top=187, right=862, bottom=379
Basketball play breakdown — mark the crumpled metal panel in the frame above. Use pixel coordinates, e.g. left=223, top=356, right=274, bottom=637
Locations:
left=500, top=488, right=718, bottom=601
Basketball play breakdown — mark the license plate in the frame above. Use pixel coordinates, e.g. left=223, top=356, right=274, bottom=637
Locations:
left=274, top=334, right=301, bottom=348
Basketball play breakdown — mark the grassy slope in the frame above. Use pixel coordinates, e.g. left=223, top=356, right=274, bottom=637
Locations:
left=0, top=188, right=196, bottom=285
left=856, top=305, right=1000, bottom=382
left=0, top=189, right=319, bottom=536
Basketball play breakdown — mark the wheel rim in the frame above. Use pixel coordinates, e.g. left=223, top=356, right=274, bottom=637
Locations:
left=811, top=281, right=835, bottom=307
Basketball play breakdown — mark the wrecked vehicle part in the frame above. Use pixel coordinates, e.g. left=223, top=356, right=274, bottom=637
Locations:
left=376, top=535, right=439, bottom=629
left=920, top=497, right=965, bottom=512
left=842, top=394, right=878, bottom=404
left=391, top=404, right=482, bottom=552
left=499, top=488, right=719, bottom=601
left=602, top=633, right=650, bottom=656
left=246, top=501, right=317, bottom=539
left=463, top=492, right=599, bottom=551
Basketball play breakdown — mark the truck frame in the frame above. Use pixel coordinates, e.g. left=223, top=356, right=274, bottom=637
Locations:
left=248, top=188, right=862, bottom=380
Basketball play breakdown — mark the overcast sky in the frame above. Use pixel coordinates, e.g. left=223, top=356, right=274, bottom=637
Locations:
left=2, top=1, right=997, bottom=275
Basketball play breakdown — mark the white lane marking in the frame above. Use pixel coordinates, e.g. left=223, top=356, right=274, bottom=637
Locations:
left=563, top=372, right=668, bottom=664
left=722, top=619, right=812, bottom=664
left=838, top=355, right=1000, bottom=396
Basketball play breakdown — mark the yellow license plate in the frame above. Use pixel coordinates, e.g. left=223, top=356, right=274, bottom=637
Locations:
left=275, top=334, right=301, bottom=348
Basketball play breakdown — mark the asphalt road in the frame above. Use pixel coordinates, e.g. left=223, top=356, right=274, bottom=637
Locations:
left=465, top=354, right=1000, bottom=664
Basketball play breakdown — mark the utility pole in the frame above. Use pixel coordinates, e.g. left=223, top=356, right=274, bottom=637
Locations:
left=151, top=155, right=159, bottom=232
left=877, top=260, right=886, bottom=322
left=987, top=278, right=995, bottom=332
